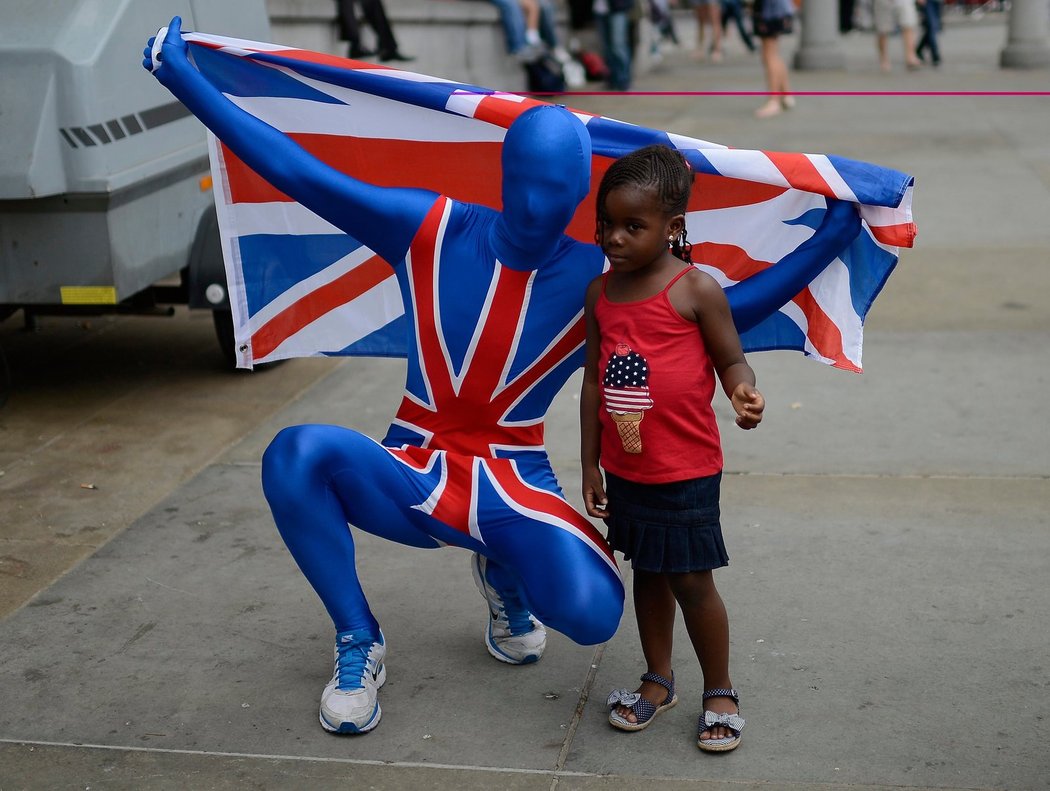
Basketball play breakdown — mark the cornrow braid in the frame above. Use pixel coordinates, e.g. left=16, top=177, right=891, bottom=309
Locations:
left=595, top=144, right=695, bottom=263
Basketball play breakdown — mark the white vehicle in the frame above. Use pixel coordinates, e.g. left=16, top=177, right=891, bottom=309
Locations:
left=0, top=0, right=270, bottom=365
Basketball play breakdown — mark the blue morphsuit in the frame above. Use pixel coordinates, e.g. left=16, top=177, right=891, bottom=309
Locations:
left=145, top=18, right=859, bottom=647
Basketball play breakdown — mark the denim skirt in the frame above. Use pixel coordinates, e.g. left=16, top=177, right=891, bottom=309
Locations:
left=604, top=470, right=728, bottom=573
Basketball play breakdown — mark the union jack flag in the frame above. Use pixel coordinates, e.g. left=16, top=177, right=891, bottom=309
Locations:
left=181, top=31, right=915, bottom=372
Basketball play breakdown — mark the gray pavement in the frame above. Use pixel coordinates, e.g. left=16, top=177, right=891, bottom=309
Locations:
left=2, top=13, right=1049, bottom=791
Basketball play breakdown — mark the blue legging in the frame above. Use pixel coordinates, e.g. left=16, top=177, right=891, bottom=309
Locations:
left=262, top=425, right=624, bottom=644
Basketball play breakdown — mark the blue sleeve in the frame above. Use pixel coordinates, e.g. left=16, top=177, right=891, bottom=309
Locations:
left=145, top=17, right=434, bottom=267
left=725, top=199, right=861, bottom=332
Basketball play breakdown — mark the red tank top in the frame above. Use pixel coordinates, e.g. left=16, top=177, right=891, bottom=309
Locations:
left=594, top=267, right=722, bottom=484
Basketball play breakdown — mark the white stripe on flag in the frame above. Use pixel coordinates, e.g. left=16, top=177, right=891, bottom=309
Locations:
left=859, top=184, right=912, bottom=231
left=686, top=191, right=823, bottom=265
left=806, top=259, right=863, bottom=369
left=228, top=93, right=505, bottom=142
left=186, top=32, right=291, bottom=53
left=446, top=90, right=527, bottom=119
left=809, top=155, right=859, bottom=204
left=226, top=201, right=342, bottom=237
left=259, top=275, right=403, bottom=362
left=668, top=132, right=728, bottom=152
left=701, top=149, right=792, bottom=188
left=246, top=245, right=387, bottom=335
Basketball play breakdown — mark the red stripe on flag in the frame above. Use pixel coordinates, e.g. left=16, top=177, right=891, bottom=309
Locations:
left=252, top=48, right=394, bottom=71
left=692, top=241, right=772, bottom=282
left=468, top=95, right=545, bottom=129
left=222, top=136, right=505, bottom=209
left=220, top=136, right=504, bottom=204
left=250, top=255, right=394, bottom=358
left=763, top=152, right=834, bottom=197
left=689, top=174, right=786, bottom=211
left=791, top=290, right=859, bottom=373
left=869, top=221, right=916, bottom=248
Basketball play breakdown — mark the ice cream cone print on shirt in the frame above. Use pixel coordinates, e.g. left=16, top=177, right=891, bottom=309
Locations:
left=602, top=342, right=654, bottom=454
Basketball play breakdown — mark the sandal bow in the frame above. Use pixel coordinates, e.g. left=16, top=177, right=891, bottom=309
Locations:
left=697, top=687, right=744, bottom=753
left=701, top=710, right=745, bottom=732
left=607, top=671, right=678, bottom=732
left=607, top=689, right=641, bottom=708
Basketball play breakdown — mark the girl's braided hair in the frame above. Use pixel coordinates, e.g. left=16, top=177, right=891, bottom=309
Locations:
left=595, top=144, right=695, bottom=263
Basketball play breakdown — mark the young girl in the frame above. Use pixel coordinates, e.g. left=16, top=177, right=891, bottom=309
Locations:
left=580, top=145, right=763, bottom=752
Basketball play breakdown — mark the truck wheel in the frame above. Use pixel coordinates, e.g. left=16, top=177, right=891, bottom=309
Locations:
left=212, top=309, right=239, bottom=369
left=212, top=309, right=282, bottom=370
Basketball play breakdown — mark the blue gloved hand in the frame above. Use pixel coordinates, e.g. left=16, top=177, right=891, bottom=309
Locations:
left=142, top=15, right=187, bottom=75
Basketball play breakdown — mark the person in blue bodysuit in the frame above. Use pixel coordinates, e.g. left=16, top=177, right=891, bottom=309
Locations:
left=144, top=17, right=860, bottom=735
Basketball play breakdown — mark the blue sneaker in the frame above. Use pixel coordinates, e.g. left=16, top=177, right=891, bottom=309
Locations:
left=319, top=630, right=386, bottom=734
left=470, top=554, right=546, bottom=665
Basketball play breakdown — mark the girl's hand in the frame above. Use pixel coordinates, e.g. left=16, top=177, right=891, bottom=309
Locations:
left=732, top=382, right=764, bottom=430
left=143, top=16, right=188, bottom=76
left=582, top=468, right=610, bottom=519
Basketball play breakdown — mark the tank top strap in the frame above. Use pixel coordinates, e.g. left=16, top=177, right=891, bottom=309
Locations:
left=663, top=265, right=694, bottom=293
left=598, top=265, right=692, bottom=305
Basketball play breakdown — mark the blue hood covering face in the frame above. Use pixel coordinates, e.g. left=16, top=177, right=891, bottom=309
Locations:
left=492, top=106, right=591, bottom=270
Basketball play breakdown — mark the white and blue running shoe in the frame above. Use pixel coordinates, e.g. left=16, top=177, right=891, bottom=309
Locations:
left=319, top=629, right=386, bottom=734
left=471, top=554, right=546, bottom=665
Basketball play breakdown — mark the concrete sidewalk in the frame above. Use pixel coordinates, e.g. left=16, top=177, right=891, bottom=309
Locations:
left=2, top=14, right=1048, bottom=791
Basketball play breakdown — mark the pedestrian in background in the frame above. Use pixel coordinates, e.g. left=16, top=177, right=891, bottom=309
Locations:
left=335, top=0, right=413, bottom=61
left=594, top=0, right=636, bottom=91
left=721, top=0, right=756, bottom=54
left=915, top=0, right=942, bottom=67
left=752, top=0, right=795, bottom=118
left=691, top=0, right=724, bottom=61
left=872, top=0, right=922, bottom=71
left=485, top=0, right=563, bottom=61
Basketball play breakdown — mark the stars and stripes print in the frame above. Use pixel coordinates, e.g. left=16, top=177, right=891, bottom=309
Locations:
left=180, top=30, right=915, bottom=372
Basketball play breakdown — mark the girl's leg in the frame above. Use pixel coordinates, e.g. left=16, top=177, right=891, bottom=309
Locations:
left=612, top=570, right=678, bottom=723
left=666, top=570, right=738, bottom=741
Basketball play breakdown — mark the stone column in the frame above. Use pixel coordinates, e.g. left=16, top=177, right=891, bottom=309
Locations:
left=1000, top=0, right=1050, bottom=68
left=793, top=0, right=846, bottom=70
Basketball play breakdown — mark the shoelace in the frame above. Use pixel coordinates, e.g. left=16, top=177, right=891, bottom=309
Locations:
left=498, top=588, right=535, bottom=636
left=335, top=637, right=372, bottom=691
left=479, top=557, right=534, bottom=636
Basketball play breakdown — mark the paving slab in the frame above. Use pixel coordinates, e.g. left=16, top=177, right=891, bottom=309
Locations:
left=2, top=338, right=1048, bottom=788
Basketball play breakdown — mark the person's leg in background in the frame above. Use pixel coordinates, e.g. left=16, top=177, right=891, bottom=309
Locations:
left=357, top=0, right=413, bottom=62
left=336, top=0, right=372, bottom=58
left=721, top=0, right=755, bottom=53
left=705, top=0, right=722, bottom=60
left=487, top=0, right=531, bottom=57
left=595, top=2, right=632, bottom=91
